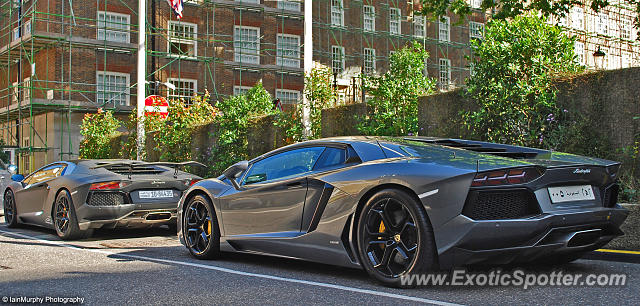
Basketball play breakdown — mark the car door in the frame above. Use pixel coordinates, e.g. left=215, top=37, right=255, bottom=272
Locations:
left=14, top=164, right=67, bottom=222
left=220, top=146, right=326, bottom=236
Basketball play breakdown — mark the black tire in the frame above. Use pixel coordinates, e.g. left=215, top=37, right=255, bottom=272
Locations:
left=183, top=195, right=221, bottom=259
left=54, top=190, right=91, bottom=240
left=4, top=190, right=19, bottom=228
left=357, top=189, right=438, bottom=288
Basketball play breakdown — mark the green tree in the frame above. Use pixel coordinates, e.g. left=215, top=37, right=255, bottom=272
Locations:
left=79, top=109, right=122, bottom=159
left=462, top=14, right=583, bottom=147
left=358, top=42, right=436, bottom=136
left=304, top=67, right=337, bottom=138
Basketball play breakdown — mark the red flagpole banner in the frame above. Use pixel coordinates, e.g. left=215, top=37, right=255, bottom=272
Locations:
left=167, top=0, right=184, bottom=19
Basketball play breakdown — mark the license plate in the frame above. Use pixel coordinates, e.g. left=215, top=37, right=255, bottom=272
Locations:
left=548, top=185, right=595, bottom=203
left=139, top=190, right=174, bottom=199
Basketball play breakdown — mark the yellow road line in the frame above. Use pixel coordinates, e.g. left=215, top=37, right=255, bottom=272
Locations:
left=596, top=249, right=640, bottom=255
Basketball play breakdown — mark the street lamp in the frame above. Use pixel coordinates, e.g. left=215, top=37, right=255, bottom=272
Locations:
left=593, top=47, right=606, bottom=70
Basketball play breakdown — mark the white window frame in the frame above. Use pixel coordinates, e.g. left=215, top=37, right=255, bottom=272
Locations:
left=363, top=5, right=375, bottom=32
left=363, top=48, right=376, bottom=74
left=389, top=8, right=401, bottom=35
left=12, top=27, right=20, bottom=41
left=439, top=58, right=451, bottom=90
left=332, top=45, right=345, bottom=74
left=167, top=78, right=198, bottom=105
left=621, top=17, right=632, bottom=40
left=439, top=16, right=450, bottom=42
left=469, top=21, right=484, bottom=39
left=11, top=82, right=19, bottom=104
left=24, top=19, right=31, bottom=36
left=168, top=21, right=198, bottom=58
left=276, top=33, right=300, bottom=68
left=97, top=11, right=131, bottom=43
left=596, top=13, right=609, bottom=36
left=236, top=0, right=259, bottom=3
left=275, top=89, right=301, bottom=105
left=574, top=41, right=584, bottom=65
left=414, top=15, right=426, bottom=38
left=331, top=0, right=344, bottom=27
left=22, top=77, right=30, bottom=102
left=233, top=86, right=252, bottom=96
left=234, top=26, right=260, bottom=64
left=96, top=71, right=130, bottom=106
left=571, top=7, right=584, bottom=30
left=621, top=51, right=631, bottom=68
left=470, top=0, right=482, bottom=9
left=277, top=0, right=300, bottom=11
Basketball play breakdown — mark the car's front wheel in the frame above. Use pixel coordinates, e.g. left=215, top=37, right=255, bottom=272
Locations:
left=4, top=190, right=18, bottom=228
left=357, top=189, right=438, bottom=287
left=183, top=195, right=221, bottom=259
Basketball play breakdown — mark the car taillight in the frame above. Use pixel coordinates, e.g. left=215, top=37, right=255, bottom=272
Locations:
left=472, top=167, right=543, bottom=187
left=184, top=179, right=201, bottom=186
left=90, top=181, right=128, bottom=190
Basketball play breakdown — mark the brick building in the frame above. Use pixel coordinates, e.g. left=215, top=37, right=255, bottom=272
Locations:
left=0, top=0, right=487, bottom=172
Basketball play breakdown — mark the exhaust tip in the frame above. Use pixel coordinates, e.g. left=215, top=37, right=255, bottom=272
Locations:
left=145, top=213, right=172, bottom=221
left=567, top=229, right=602, bottom=248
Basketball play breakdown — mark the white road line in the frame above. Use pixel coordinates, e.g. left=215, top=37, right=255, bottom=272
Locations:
left=0, top=229, right=462, bottom=306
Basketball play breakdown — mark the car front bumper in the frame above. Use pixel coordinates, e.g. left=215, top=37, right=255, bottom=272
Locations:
left=437, top=206, right=629, bottom=268
left=76, top=202, right=178, bottom=230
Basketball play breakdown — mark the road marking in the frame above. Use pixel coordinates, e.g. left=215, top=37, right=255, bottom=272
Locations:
left=0, top=229, right=462, bottom=306
left=596, top=249, right=640, bottom=255
left=419, top=189, right=439, bottom=199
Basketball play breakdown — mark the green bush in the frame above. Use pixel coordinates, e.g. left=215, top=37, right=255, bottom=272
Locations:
left=79, top=109, right=122, bottom=159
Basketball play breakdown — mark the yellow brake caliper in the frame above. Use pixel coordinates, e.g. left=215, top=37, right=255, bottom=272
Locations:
left=206, top=220, right=212, bottom=235
left=379, top=221, right=386, bottom=248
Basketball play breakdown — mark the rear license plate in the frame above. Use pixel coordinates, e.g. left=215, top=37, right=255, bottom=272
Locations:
left=548, top=185, right=595, bottom=203
left=139, top=190, right=174, bottom=199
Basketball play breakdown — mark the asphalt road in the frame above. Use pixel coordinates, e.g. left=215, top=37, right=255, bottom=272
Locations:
left=1, top=217, right=639, bottom=305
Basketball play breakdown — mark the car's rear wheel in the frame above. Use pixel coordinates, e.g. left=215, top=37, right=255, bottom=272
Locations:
left=357, top=189, right=438, bottom=287
left=54, top=190, right=91, bottom=240
left=4, top=190, right=18, bottom=228
left=184, top=195, right=220, bottom=259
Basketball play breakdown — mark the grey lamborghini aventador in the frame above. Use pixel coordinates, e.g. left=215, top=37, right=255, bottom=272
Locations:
left=177, top=136, right=629, bottom=287
left=3, top=160, right=202, bottom=240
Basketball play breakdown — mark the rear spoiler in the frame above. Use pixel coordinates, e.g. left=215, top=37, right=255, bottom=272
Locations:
left=91, top=161, right=207, bottom=178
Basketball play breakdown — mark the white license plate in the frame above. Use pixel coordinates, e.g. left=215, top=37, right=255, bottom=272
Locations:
left=139, top=190, right=174, bottom=199
left=548, top=185, right=595, bottom=203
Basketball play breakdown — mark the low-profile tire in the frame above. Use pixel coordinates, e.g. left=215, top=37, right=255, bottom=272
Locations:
left=357, top=189, right=438, bottom=288
left=54, top=190, right=91, bottom=240
left=4, top=190, right=19, bottom=228
left=183, top=195, right=221, bottom=259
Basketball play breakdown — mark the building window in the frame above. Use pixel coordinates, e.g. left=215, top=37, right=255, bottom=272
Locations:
left=168, top=78, right=197, bottom=105
left=364, top=48, right=376, bottom=74
left=574, top=41, right=584, bottom=65
left=97, top=72, right=130, bottom=106
left=622, top=51, right=632, bottom=68
left=236, top=0, right=260, bottom=3
left=414, top=15, right=426, bottom=38
left=363, top=5, right=375, bottom=32
left=439, top=58, right=451, bottom=90
left=12, top=27, right=19, bottom=41
left=168, top=21, right=197, bottom=57
left=277, top=0, right=300, bottom=11
left=470, top=0, right=482, bottom=9
left=439, top=16, right=450, bottom=42
left=621, top=17, right=632, bottom=40
left=389, top=8, right=401, bottom=35
left=571, top=7, right=583, bottom=30
left=276, top=34, right=300, bottom=68
left=24, top=20, right=31, bottom=36
left=11, top=82, right=18, bottom=104
left=331, top=0, right=344, bottom=27
left=22, top=78, right=31, bottom=102
left=234, top=26, right=260, bottom=64
left=276, top=89, right=300, bottom=104
left=596, top=13, right=609, bottom=35
left=332, top=45, right=345, bottom=74
left=97, top=11, right=130, bottom=43
left=469, top=21, right=484, bottom=39
left=233, top=86, right=252, bottom=96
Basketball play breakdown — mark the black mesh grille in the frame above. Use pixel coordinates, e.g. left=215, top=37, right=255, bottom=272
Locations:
left=87, top=192, right=125, bottom=206
left=463, top=190, right=540, bottom=220
left=602, top=184, right=619, bottom=208
left=99, top=163, right=166, bottom=175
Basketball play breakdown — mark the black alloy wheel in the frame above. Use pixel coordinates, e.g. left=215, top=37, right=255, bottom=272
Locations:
left=4, top=190, right=18, bottom=227
left=55, top=195, right=71, bottom=234
left=184, top=195, right=220, bottom=259
left=357, top=189, right=438, bottom=287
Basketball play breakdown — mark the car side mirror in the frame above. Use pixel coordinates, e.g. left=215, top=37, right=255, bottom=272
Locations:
left=7, top=164, right=17, bottom=175
left=11, top=174, right=24, bottom=182
left=223, top=161, right=249, bottom=190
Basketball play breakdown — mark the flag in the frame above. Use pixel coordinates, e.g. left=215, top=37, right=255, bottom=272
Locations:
left=167, top=0, right=184, bottom=19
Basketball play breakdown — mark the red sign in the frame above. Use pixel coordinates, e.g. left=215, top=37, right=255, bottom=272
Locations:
left=144, top=95, right=169, bottom=119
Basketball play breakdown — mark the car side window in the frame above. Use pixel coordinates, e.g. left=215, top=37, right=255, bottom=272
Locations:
left=244, top=147, right=325, bottom=185
left=313, top=147, right=346, bottom=171
left=23, top=164, right=66, bottom=185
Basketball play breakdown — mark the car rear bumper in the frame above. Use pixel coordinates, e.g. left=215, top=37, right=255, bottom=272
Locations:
left=437, top=206, right=629, bottom=268
left=76, top=202, right=178, bottom=230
